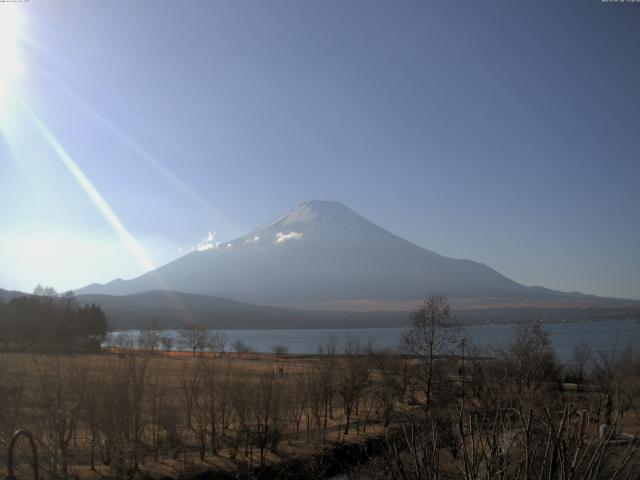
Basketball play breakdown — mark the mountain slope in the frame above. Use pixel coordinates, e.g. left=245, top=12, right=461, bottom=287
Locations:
left=76, top=201, right=586, bottom=304
left=0, top=288, right=27, bottom=302
left=76, top=290, right=408, bottom=329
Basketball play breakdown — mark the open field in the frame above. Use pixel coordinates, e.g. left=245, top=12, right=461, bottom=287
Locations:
left=0, top=349, right=398, bottom=479
left=2, top=323, right=640, bottom=480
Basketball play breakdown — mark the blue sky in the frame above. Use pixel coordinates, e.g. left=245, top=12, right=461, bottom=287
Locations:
left=0, top=1, right=638, bottom=299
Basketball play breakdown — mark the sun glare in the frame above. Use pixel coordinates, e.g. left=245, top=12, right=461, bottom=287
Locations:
left=26, top=108, right=158, bottom=274
left=0, top=4, right=24, bottom=115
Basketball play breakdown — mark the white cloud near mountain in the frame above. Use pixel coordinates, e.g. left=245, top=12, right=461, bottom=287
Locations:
left=195, top=231, right=216, bottom=251
left=275, top=231, right=303, bottom=244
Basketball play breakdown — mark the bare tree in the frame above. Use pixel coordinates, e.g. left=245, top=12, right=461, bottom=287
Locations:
left=179, top=361, right=201, bottom=430
left=200, top=359, right=221, bottom=454
left=33, top=284, right=58, bottom=298
left=139, top=321, right=162, bottom=354
left=403, top=294, right=459, bottom=413
left=232, top=339, right=254, bottom=355
left=209, top=331, right=228, bottom=355
left=336, top=337, right=371, bottom=435
left=33, top=357, right=85, bottom=478
left=304, top=368, right=325, bottom=439
left=289, top=373, right=308, bottom=440
left=372, top=350, right=402, bottom=427
left=272, top=344, right=289, bottom=356
left=146, top=362, right=168, bottom=462
left=570, top=340, right=592, bottom=386
left=501, top=322, right=558, bottom=406
left=316, top=340, right=337, bottom=431
left=125, top=352, right=150, bottom=470
left=160, top=334, right=174, bottom=355
left=179, top=321, right=210, bottom=356
left=113, top=332, right=136, bottom=351
left=250, top=370, right=289, bottom=465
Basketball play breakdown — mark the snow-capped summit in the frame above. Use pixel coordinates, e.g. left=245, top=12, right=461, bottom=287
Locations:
left=234, top=200, right=384, bottom=246
left=264, top=200, right=371, bottom=229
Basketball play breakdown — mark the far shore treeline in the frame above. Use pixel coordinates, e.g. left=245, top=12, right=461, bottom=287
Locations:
left=0, top=285, right=108, bottom=352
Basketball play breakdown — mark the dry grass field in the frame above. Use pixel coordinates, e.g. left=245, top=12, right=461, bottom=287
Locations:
left=0, top=350, right=395, bottom=479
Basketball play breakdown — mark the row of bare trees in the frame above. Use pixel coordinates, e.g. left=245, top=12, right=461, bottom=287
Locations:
left=0, top=344, right=412, bottom=478
left=110, top=321, right=230, bottom=357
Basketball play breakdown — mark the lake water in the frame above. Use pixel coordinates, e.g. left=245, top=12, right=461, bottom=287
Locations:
left=109, top=319, right=640, bottom=362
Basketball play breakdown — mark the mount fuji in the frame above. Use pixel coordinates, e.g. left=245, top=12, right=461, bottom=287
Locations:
left=76, top=200, right=592, bottom=307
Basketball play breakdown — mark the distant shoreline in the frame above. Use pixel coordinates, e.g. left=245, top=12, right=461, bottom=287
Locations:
left=108, top=316, right=640, bottom=333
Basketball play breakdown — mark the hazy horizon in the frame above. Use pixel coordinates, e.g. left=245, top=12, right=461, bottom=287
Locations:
left=1, top=1, right=639, bottom=299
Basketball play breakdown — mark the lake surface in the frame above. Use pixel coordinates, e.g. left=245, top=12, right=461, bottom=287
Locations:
left=109, top=319, right=640, bottom=362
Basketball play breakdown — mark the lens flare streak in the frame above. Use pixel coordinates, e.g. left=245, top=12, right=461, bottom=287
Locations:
left=32, top=64, right=227, bottom=220
left=25, top=107, right=156, bottom=273
left=24, top=106, right=195, bottom=321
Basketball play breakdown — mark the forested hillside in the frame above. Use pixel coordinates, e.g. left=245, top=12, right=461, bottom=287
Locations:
left=0, top=286, right=108, bottom=352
